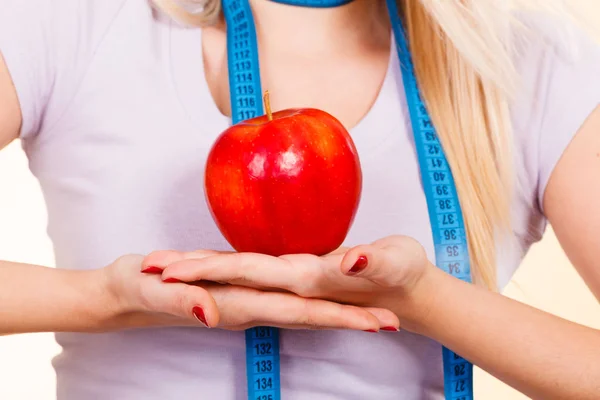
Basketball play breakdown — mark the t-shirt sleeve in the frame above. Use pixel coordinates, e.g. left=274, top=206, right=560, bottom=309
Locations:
left=0, top=0, right=126, bottom=141
left=0, top=1, right=57, bottom=139
left=511, top=15, right=600, bottom=216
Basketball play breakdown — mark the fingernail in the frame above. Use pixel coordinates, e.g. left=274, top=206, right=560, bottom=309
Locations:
left=163, top=277, right=181, bottom=283
left=381, top=326, right=400, bottom=332
left=348, top=255, right=368, bottom=274
left=192, top=306, right=209, bottom=327
left=141, top=266, right=163, bottom=274
left=363, top=329, right=378, bottom=333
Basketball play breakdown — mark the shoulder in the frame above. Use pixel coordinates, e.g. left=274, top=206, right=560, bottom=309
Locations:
left=510, top=10, right=600, bottom=125
left=0, top=0, right=161, bottom=139
left=510, top=10, right=600, bottom=212
left=0, top=0, right=159, bottom=65
left=0, top=0, right=131, bottom=37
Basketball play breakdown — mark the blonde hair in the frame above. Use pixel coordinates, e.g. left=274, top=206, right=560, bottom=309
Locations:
left=153, top=0, right=594, bottom=290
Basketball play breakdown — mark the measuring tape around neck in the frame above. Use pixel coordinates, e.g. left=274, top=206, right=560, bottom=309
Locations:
left=221, top=0, right=474, bottom=398
left=270, top=0, right=353, bottom=7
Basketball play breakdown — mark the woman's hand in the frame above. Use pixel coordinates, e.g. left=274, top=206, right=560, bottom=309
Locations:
left=103, top=253, right=400, bottom=333
left=141, top=235, right=435, bottom=331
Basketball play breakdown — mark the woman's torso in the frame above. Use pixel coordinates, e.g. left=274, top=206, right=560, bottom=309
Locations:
left=6, top=0, right=597, bottom=398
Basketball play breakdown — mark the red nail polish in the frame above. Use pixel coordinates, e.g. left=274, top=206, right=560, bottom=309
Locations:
left=363, top=329, right=378, bottom=333
left=348, top=255, right=368, bottom=274
left=141, top=266, right=163, bottom=274
left=192, top=306, right=209, bottom=327
left=381, top=326, right=399, bottom=332
left=163, top=277, right=181, bottom=283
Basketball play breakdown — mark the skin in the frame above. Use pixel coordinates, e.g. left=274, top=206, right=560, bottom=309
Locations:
left=0, top=0, right=599, bottom=398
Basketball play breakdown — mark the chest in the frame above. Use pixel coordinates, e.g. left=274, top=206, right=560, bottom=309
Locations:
left=29, top=21, right=439, bottom=264
left=200, top=24, right=391, bottom=132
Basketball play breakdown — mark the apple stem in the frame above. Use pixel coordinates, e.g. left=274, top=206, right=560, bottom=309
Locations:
left=264, top=90, right=273, bottom=121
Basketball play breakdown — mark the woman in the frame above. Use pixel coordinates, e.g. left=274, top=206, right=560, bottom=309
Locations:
left=0, top=0, right=599, bottom=399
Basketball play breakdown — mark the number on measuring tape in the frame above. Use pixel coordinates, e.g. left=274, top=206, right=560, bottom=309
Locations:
left=385, top=0, right=475, bottom=399
left=223, top=0, right=263, bottom=123
left=245, top=326, right=280, bottom=400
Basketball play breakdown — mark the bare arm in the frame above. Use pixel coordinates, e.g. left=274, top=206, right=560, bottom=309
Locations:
left=0, top=261, right=121, bottom=334
left=399, top=106, right=600, bottom=400
left=404, top=266, right=600, bottom=400
left=544, top=106, right=600, bottom=299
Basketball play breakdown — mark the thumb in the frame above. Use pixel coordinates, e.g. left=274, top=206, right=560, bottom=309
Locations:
left=340, top=236, right=426, bottom=289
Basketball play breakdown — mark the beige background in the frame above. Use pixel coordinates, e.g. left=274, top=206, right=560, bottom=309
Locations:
left=1, top=3, right=599, bottom=399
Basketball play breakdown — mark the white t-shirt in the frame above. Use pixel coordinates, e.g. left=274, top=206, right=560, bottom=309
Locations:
left=1, top=1, right=599, bottom=399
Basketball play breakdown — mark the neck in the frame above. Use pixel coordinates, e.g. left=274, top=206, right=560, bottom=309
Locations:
left=247, top=0, right=390, bottom=55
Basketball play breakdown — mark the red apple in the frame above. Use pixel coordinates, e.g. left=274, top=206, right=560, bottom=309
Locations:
left=204, top=92, right=362, bottom=256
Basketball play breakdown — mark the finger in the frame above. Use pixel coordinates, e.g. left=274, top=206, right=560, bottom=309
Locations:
left=362, top=307, right=400, bottom=331
left=340, top=240, right=412, bottom=288
left=206, top=284, right=381, bottom=331
left=326, top=236, right=418, bottom=278
left=256, top=308, right=400, bottom=332
left=141, top=249, right=222, bottom=274
left=138, top=277, right=220, bottom=328
left=162, top=253, right=320, bottom=294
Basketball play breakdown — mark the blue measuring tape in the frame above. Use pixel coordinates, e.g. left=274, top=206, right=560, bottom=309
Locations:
left=221, top=2, right=281, bottom=399
left=385, top=1, right=474, bottom=399
left=222, top=0, right=473, bottom=398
